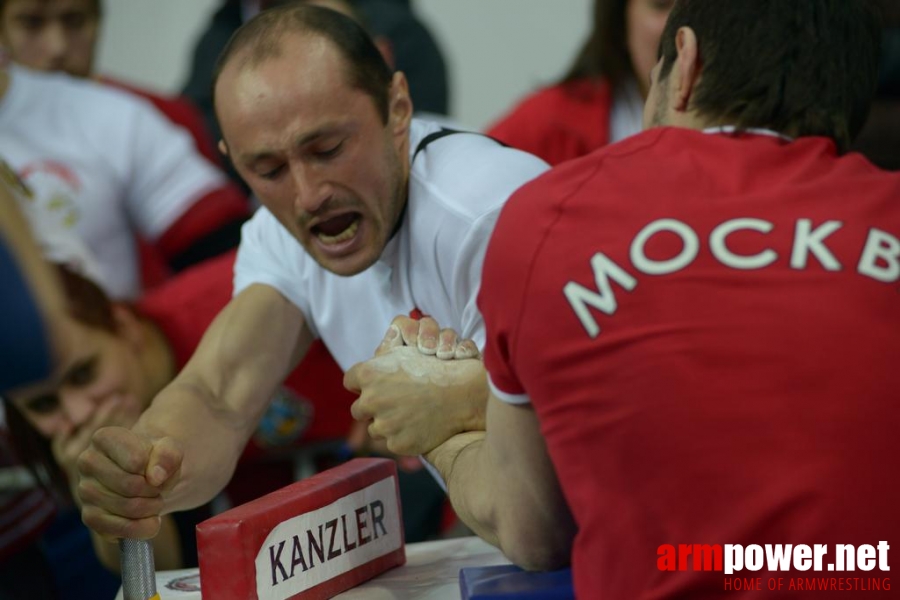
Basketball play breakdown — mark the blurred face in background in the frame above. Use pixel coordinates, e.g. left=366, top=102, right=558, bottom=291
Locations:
left=0, top=0, right=100, bottom=77
left=6, top=309, right=148, bottom=447
left=627, top=0, right=674, bottom=97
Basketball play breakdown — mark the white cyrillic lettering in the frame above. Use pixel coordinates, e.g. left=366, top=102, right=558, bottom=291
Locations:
left=710, top=218, right=777, bottom=270
left=791, top=219, right=842, bottom=270
left=564, top=253, right=637, bottom=338
left=858, top=228, right=900, bottom=282
left=631, top=219, right=699, bottom=275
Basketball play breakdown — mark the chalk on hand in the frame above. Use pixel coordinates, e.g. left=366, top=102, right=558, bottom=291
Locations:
left=197, top=458, right=405, bottom=600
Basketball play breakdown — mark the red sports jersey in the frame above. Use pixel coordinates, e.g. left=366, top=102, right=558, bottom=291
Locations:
left=480, top=127, right=900, bottom=597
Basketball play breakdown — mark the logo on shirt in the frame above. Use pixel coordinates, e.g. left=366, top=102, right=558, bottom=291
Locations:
left=565, top=217, right=900, bottom=338
left=18, top=160, right=81, bottom=228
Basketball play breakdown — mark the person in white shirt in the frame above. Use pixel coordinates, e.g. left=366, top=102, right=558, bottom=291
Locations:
left=75, top=3, right=547, bottom=541
left=0, top=63, right=249, bottom=299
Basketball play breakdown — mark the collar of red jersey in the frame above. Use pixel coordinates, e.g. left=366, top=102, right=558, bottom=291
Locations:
left=702, top=126, right=793, bottom=142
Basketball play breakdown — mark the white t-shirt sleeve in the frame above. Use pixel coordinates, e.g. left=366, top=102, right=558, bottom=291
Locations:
left=233, top=209, right=319, bottom=338
left=119, top=95, right=226, bottom=240
left=451, top=210, right=500, bottom=350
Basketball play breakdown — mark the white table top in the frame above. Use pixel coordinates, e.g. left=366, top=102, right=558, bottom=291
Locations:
left=117, top=536, right=510, bottom=599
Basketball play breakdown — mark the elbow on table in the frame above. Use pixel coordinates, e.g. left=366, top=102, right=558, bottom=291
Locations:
left=499, top=524, right=573, bottom=572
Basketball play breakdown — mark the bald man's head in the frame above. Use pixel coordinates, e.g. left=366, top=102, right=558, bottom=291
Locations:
left=212, top=2, right=393, bottom=126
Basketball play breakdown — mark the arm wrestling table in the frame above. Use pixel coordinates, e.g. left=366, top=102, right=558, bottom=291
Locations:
left=116, top=536, right=510, bottom=600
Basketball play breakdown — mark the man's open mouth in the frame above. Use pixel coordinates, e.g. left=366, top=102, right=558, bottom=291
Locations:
left=312, top=212, right=361, bottom=245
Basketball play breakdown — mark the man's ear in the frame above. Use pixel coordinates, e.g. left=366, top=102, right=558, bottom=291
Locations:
left=672, top=26, right=701, bottom=113
left=387, top=71, right=413, bottom=136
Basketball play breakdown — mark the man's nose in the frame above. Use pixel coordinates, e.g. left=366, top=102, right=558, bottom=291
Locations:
left=40, top=23, right=69, bottom=64
left=290, top=163, right=332, bottom=215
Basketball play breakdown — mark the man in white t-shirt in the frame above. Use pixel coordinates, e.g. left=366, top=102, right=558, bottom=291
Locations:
left=0, top=63, right=249, bottom=299
left=75, top=3, right=547, bottom=539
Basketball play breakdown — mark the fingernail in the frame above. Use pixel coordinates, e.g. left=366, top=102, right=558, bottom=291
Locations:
left=150, top=466, right=167, bottom=485
left=419, top=336, right=437, bottom=354
left=385, top=325, right=400, bottom=340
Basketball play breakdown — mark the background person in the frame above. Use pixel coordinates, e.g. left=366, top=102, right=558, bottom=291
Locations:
left=0, top=61, right=249, bottom=299
left=0, top=176, right=83, bottom=600
left=0, top=0, right=220, bottom=165
left=3, top=259, right=355, bottom=569
left=485, top=0, right=675, bottom=166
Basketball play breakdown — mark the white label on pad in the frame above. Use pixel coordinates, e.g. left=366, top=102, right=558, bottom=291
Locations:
left=255, top=476, right=402, bottom=599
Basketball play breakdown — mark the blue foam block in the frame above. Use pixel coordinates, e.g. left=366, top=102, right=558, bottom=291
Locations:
left=459, top=564, right=574, bottom=599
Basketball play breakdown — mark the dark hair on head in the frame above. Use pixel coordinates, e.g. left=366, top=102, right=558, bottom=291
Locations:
left=3, top=264, right=117, bottom=503
left=57, top=261, right=117, bottom=332
left=3, top=398, right=71, bottom=503
left=211, top=1, right=394, bottom=125
left=657, top=0, right=882, bottom=152
left=561, top=0, right=632, bottom=88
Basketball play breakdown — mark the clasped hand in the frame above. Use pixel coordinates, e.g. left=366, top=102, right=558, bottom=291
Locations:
left=344, top=316, right=485, bottom=456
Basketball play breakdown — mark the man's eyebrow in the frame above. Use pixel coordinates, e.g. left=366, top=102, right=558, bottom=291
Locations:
left=293, top=127, right=336, bottom=148
left=240, top=128, right=338, bottom=165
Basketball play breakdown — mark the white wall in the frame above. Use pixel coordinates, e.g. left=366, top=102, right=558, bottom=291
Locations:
left=416, top=0, right=592, bottom=129
left=95, top=0, right=222, bottom=93
left=95, top=0, right=593, bottom=130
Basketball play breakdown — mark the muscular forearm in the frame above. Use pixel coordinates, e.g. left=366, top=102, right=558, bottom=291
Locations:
left=78, top=286, right=311, bottom=542
left=425, top=434, right=573, bottom=571
left=137, top=285, right=311, bottom=513
left=133, top=370, right=267, bottom=514
left=425, top=432, right=500, bottom=545
left=424, top=403, right=576, bottom=571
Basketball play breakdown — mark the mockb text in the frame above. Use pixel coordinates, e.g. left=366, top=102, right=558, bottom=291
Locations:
left=565, top=218, right=898, bottom=338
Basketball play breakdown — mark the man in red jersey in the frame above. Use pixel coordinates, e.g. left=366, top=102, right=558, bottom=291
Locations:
left=377, top=0, right=900, bottom=597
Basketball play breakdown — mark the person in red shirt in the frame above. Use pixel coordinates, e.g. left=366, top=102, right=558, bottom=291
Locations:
left=3, top=254, right=355, bottom=572
left=366, top=1, right=899, bottom=597
left=486, top=0, right=675, bottom=166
